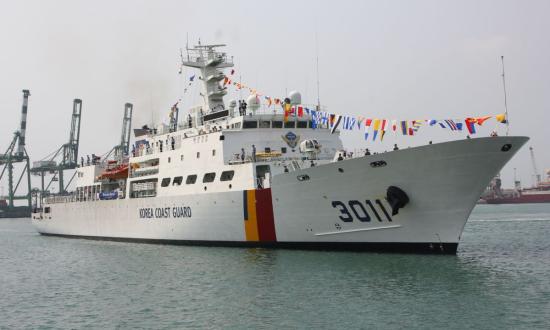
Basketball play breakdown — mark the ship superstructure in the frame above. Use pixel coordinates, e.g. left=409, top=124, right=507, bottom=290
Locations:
left=32, top=44, right=529, bottom=253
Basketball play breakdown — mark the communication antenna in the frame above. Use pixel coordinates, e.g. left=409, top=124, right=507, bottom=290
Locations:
left=315, top=31, right=321, bottom=110
left=500, top=56, right=510, bottom=136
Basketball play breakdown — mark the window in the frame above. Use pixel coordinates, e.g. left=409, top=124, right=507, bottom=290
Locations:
left=259, top=120, right=270, bottom=128
left=212, top=149, right=216, bottom=156
left=168, top=157, right=171, bottom=163
left=297, top=121, right=308, bottom=128
left=186, top=175, right=197, bottom=184
left=173, top=176, right=183, bottom=186
left=243, top=121, right=258, bottom=129
left=180, top=155, right=184, bottom=161
left=220, top=170, right=235, bottom=181
left=272, top=121, right=283, bottom=128
left=264, top=147, right=271, bottom=153
left=44, top=207, right=51, bottom=214
left=196, top=152, right=200, bottom=158
left=284, top=121, right=295, bottom=128
left=203, top=172, right=216, bottom=183
left=161, top=178, right=171, bottom=187
left=281, top=147, right=287, bottom=154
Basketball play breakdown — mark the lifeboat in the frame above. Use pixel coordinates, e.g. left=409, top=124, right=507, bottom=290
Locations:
left=97, top=163, right=129, bottom=180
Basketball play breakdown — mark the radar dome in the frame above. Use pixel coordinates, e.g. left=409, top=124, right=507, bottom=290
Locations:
left=246, top=94, right=260, bottom=112
left=288, top=91, right=302, bottom=105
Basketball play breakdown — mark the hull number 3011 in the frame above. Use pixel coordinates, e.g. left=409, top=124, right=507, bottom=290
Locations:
left=331, top=200, right=393, bottom=222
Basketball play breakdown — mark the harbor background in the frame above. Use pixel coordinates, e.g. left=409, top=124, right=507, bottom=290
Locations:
left=2, top=204, right=549, bottom=329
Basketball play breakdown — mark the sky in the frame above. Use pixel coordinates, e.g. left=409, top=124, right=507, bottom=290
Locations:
left=1, top=0, right=549, bottom=196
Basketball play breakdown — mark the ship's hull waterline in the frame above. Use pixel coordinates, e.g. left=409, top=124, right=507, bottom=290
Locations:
left=32, top=136, right=528, bottom=254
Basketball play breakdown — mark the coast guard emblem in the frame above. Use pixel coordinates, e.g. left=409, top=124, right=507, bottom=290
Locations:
left=282, top=131, right=300, bottom=148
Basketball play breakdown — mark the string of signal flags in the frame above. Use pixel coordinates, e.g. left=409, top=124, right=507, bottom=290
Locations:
left=222, top=68, right=509, bottom=142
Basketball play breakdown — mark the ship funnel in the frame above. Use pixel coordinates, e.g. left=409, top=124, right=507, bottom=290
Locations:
left=17, top=89, right=31, bottom=156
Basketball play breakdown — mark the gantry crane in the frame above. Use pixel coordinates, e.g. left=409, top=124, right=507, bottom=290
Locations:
left=0, top=90, right=32, bottom=217
left=102, top=103, right=133, bottom=163
left=31, top=99, right=82, bottom=196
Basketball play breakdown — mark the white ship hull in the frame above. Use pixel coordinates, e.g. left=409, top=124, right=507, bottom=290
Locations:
left=32, top=136, right=527, bottom=253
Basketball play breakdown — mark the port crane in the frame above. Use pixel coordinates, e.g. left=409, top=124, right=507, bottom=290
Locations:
left=31, top=99, right=82, bottom=196
left=102, top=103, right=133, bottom=163
left=0, top=90, right=32, bottom=217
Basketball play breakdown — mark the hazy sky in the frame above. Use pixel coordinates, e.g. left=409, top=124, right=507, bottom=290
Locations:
left=1, top=0, right=549, bottom=194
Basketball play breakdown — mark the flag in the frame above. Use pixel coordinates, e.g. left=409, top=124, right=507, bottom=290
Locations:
left=465, top=118, right=477, bottom=134
left=429, top=119, right=438, bottom=126
left=330, top=115, right=342, bottom=134
left=475, top=116, right=492, bottom=125
left=380, top=120, right=387, bottom=141
left=401, top=121, right=408, bottom=135
left=230, top=69, right=235, bottom=75
left=342, top=116, right=356, bottom=130
left=357, top=116, right=364, bottom=129
left=310, top=110, right=317, bottom=129
left=223, top=77, right=229, bottom=86
left=445, top=120, right=457, bottom=130
left=496, top=113, right=507, bottom=123
left=392, top=120, right=397, bottom=132
left=412, top=120, right=424, bottom=132
left=455, top=120, right=463, bottom=131
left=189, top=75, right=195, bottom=82
left=298, top=106, right=304, bottom=117
left=321, top=112, right=329, bottom=126
left=284, top=103, right=291, bottom=122
left=364, top=119, right=373, bottom=140
left=372, top=119, right=381, bottom=141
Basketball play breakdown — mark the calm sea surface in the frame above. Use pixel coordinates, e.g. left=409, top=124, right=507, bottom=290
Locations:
left=1, top=204, right=550, bottom=329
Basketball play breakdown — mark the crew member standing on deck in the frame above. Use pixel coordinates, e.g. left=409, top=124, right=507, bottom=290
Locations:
left=252, top=145, right=256, bottom=162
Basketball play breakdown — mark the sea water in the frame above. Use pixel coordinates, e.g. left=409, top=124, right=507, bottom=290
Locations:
left=1, top=204, right=549, bottom=329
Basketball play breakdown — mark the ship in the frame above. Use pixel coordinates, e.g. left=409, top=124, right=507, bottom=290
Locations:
left=31, top=43, right=529, bottom=254
left=480, top=170, right=550, bottom=204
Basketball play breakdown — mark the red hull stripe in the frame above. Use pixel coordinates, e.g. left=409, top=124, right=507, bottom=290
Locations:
left=243, top=188, right=277, bottom=242
left=255, top=189, right=277, bottom=242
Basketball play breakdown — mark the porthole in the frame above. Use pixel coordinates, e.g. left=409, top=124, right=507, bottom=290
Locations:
left=229, top=184, right=232, bottom=189
left=204, top=186, right=207, bottom=191
left=501, top=144, right=512, bottom=152
left=338, top=168, right=344, bottom=173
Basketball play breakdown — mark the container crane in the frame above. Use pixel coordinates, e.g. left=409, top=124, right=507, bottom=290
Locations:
left=31, top=99, right=82, bottom=196
left=102, top=103, right=133, bottom=163
left=0, top=90, right=32, bottom=218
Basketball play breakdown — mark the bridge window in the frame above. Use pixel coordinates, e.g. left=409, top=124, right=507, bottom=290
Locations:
left=203, top=172, right=216, bottom=183
left=186, top=175, right=197, bottom=184
left=243, top=121, right=258, bottom=129
left=272, top=121, right=283, bottom=128
left=259, top=120, right=270, bottom=128
left=284, top=121, right=295, bottom=128
left=220, top=170, right=235, bottom=181
left=161, top=178, right=171, bottom=187
left=173, top=176, right=183, bottom=186
left=281, top=147, right=287, bottom=154
left=297, top=121, right=308, bottom=128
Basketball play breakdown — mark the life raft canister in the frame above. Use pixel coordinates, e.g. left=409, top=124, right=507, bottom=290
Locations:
left=386, top=186, right=409, bottom=216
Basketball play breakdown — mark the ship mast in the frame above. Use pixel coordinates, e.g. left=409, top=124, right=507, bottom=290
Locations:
left=180, top=43, right=233, bottom=113
left=500, top=56, right=510, bottom=136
